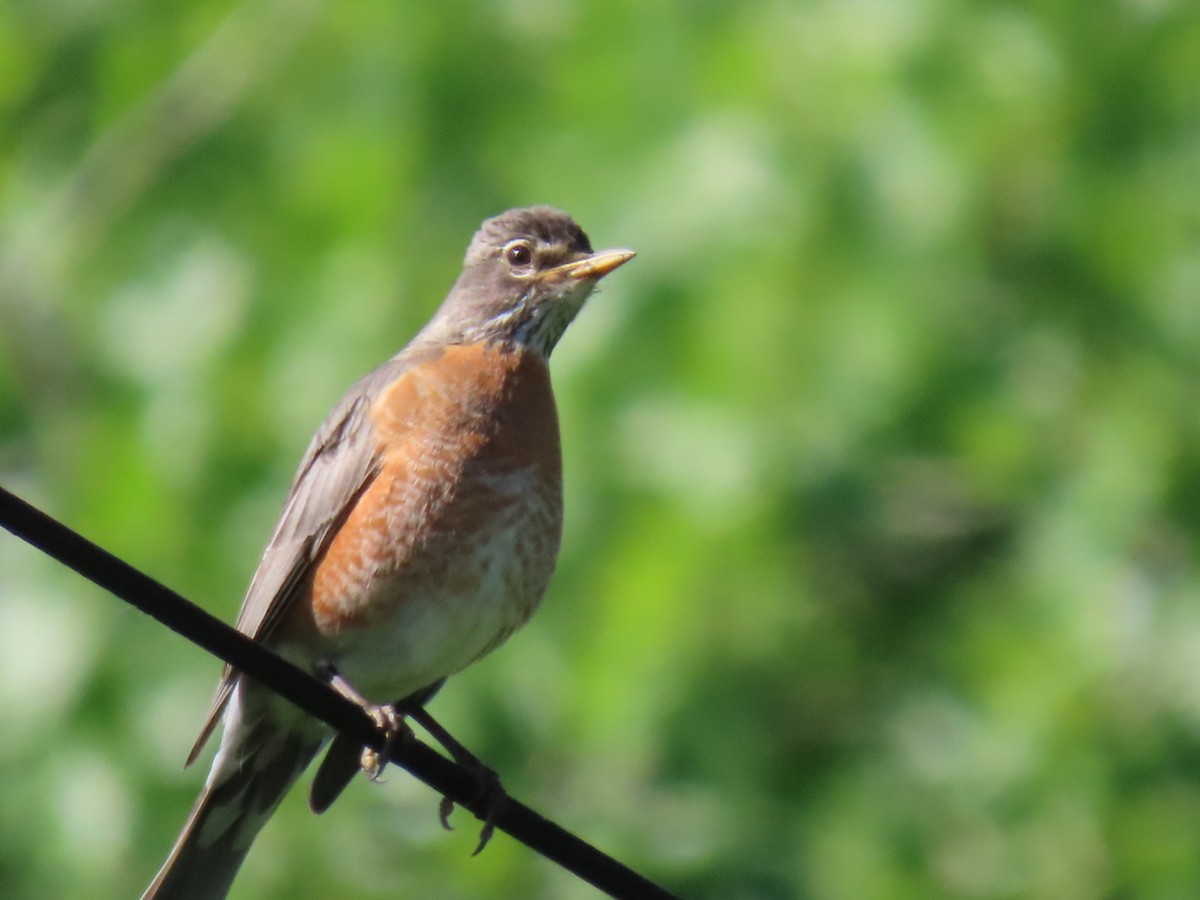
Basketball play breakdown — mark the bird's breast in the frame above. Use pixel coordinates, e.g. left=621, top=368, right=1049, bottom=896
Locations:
left=305, top=344, right=563, bottom=695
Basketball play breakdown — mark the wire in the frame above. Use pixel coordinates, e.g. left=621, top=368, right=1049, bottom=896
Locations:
left=0, top=484, right=680, bottom=900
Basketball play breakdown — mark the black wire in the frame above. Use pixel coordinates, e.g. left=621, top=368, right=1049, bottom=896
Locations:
left=0, top=484, right=681, bottom=900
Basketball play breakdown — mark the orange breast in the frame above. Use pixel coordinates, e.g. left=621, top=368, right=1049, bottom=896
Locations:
left=308, top=344, right=563, bottom=636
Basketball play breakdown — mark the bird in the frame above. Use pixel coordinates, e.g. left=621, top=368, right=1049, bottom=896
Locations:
left=141, top=206, right=635, bottom=899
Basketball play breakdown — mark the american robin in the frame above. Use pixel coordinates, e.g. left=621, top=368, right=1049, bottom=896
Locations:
left=141, top=206, right=635, bottom=899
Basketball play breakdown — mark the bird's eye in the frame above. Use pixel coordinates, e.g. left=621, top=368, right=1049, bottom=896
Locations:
left=504, top=240, right=534, bottom=269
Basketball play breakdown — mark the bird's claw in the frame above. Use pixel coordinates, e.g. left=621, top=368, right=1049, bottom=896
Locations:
left=470, top=765, right=507, bottom=855
left=438, top=761, right=507, bottom=855
left=360, top=747, right=386, bottom=783
left=361, top=703, right=412, bottom=781
left=472, top=814, right=499, bottom=857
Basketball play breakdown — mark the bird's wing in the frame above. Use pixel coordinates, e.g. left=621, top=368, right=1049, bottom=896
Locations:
left=186, top=354, right=423, bottom=765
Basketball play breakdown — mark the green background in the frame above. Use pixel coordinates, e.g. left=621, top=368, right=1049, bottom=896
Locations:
left=2, top=1, right=1199, bottom=897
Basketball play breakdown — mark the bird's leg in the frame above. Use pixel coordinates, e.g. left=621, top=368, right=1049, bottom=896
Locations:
left=401, top=702, right=509, bottom=855
left=309, top=665, right=416, bottom=814
left=321, top=667, right=413, bottom=781
left=310, top=668, right=507, bottom=853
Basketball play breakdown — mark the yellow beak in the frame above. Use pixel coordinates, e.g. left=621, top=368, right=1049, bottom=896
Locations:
left=544, top=248, right=637, bottom=282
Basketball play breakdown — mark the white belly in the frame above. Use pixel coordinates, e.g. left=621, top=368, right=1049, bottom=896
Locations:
left=321, top=477, right=560, bottom=703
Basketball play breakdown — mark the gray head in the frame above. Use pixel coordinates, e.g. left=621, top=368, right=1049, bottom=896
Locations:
left=421, top=206, right=635, bottom=358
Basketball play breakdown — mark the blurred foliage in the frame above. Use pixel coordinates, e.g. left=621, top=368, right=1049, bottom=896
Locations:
left=1, top=0, right=1199, bottom=897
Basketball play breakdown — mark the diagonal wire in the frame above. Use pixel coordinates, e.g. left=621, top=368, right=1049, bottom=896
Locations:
left=0, top=484, right=681, bottom=900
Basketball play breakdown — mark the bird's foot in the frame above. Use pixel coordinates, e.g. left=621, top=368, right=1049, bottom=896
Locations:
left=310, top=666, right=417, bottom=813
left=408, top=705, right=508, bottom=855
left=438, top=760, right=508, bottom=855
left=309, top=705, right=413, bottom=812
left=359, top=703, right=413, bottom=782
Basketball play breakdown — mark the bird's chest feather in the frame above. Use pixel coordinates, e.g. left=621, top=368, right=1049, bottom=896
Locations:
left=306, top=344, right=563, bottom=695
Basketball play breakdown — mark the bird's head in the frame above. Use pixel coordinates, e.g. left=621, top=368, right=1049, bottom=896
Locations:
left=428, top=206, right=635, bottom=357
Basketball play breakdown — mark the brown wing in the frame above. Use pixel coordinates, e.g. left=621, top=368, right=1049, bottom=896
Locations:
left=185, top=354, right=428, bottom=765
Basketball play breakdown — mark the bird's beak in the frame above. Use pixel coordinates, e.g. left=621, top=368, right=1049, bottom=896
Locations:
left=543, top=248, right=637, bottom=283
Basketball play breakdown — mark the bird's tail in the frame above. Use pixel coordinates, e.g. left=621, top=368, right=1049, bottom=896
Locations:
left=141, top=692, right=326, bottom=900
